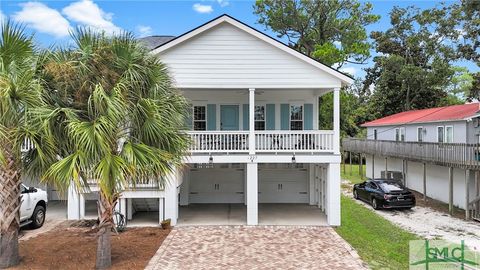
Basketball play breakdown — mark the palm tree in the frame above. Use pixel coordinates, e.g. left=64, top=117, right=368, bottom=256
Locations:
left=36, top=30, right=189, bottom=269
left=0, top=22, right=49, bottom=268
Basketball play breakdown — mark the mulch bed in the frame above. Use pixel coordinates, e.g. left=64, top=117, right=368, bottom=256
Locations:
left=12, top=222, right=170, bottom=270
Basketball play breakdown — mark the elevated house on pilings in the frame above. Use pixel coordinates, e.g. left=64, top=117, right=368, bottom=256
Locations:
left=343, top=103, right=480, bottom=221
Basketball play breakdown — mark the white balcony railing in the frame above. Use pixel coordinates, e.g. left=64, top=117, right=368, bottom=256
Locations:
left=188, top=131, right=249, bottom=153
left=255, top=130, right=334, bottom=152
left=186, top=130, right=335, bottom=153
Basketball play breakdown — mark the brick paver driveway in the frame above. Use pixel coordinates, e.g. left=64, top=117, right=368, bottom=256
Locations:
left=146, top=226, right=367, bottom=270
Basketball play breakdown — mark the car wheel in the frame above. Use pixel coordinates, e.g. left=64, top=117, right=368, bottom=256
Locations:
left=353, top=189, right=359, bottom=200
left=372, top=198, right=380, bottom=210
left=30, top=205, right=45, bottom=229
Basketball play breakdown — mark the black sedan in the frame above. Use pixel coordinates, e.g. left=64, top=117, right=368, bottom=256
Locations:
left=353, top=179, right=416, bottom=210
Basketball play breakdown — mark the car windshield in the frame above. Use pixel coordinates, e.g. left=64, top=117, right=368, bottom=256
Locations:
left=378, top=181, right=404, bottom=192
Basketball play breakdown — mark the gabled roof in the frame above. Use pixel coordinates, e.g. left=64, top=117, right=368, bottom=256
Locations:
left=151, top=14, right=353, bottom=85
left=362, top=103, right=480, bottom=127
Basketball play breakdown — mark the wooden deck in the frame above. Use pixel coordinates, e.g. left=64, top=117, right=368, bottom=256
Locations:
left=342, top=138, right=480, bottom=221
left=342, top=138, right=480, bottom=170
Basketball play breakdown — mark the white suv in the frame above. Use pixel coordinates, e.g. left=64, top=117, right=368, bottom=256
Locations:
left=20, top=184, right=48, bottom=229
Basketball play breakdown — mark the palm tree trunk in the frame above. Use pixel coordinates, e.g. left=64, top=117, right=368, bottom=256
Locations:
left=0, top=154, right=21, bottom=268
left=95, top=191, right=117, bottom=269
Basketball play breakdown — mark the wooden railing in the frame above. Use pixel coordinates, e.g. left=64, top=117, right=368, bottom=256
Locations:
left=342, top=138, right=480, bottom=169
left=255, top=130, right=334, bottom=152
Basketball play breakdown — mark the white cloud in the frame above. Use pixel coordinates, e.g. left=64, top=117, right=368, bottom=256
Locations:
left=193, top=3, right=213, bottom=14
left=136, top=25, right=152, bottom=37
left=340, top=67, right=357, bottom=76
left=63, top=0, right=121, bottom=35
left=217, top=0, right=229, bottom=7
left=13, top=2, right=71, bottom=38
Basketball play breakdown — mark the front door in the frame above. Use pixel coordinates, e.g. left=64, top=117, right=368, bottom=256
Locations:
left=220, top=105, right=239, bottom=131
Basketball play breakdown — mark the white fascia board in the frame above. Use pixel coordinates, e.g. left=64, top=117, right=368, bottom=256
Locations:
left=183, top=154, right=341, bottom=164
left=152, top=15, right=353, bottom=86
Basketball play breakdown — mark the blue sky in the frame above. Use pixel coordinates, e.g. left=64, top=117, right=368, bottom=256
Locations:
left=0, top=0, right=477, bottom=79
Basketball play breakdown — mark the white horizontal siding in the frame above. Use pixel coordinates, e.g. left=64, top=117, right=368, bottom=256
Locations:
left=158, top=22, right=342, bottom=89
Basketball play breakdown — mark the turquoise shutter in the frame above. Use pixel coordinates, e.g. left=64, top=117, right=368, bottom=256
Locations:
left=304, top=103, right=313, bottom=130
left=280, top=104, right=290, bottom=130
left=207, top=104, right=216, bottom=130
left=184, top=105, right=193, bottom=130
left=243, top=104, right=249, bottom=130
left=266, top=104, right=275, bottom=130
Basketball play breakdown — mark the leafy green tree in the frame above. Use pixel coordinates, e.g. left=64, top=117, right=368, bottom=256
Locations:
left=319, top=78, right=374, bottom=138
left=445, top=67, right=474, bottom=101
left=0, top=22, right=48, bottom=268
left=434, top=0, right=479, bottom=100
left=36, top=30, right=189, bottom=269
left=364, top=6, right=459, bottom=117
left=253, top=0, right=380, bottom=67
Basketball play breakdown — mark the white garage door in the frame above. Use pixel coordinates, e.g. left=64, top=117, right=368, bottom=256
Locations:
left=189, top=167, right=244, bottom=203
left=259, top=165, right=309, bottom=203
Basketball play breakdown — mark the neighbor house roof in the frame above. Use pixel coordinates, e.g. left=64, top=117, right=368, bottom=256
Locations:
left=150, top=14, right=353, bottom=85
left=362, top=103, right=480, bottom=127
left=138, top=35, right=175, bottom=50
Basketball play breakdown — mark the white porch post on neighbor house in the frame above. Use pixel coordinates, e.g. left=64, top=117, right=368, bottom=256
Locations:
left=247, top=163, right=258, bottom=225
left=327, top=162, right=341, bottom=226
left=164, top=168, right=179, bottom=225
left=249, top=88, right=255, bottom=155
left=333, top=87, right=340, bottom=154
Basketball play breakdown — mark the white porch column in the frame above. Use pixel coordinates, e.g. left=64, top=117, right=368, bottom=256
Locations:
left=67, top=182, right=83, bottom=220
left=333, top=87, right=340, bottom=154
left=249, top=88, right=255, bottom=155
left=159, top=198, right=165, bottom=224
left=179, top=168, right=189, bottom=206
left=164, top=168, right=179, bottom=225
left=127, top=198, right=133, bottom=221
left=246, top=162, right=258, bottom=225
left=327, top=162, right=341, bottom=226
left=309, top=164, right=316, bottom=205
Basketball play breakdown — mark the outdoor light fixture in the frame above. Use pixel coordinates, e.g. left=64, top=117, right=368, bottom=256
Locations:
left=291, top=155, right=296, bottom=163
left=209, top=155, right=213, bottom=164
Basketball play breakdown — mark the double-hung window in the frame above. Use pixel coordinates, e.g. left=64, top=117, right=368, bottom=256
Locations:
left=417, top=127, right=424, bottom=142
left=445, top=126, right=453, bottom=143
left=437, top=125, right=454, bottom=143
left=290, top=105, right=303, bottom=130
left=395, top=127, right=405, bottom=141
left=254, top=105, right=265, bottom=130
left=193, top=105, right=206, bottom=131
left=437, top=126, right=445, bottom=143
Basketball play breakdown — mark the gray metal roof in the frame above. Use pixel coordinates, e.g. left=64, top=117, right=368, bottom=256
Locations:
left=138, top=35, right=176, bottom=51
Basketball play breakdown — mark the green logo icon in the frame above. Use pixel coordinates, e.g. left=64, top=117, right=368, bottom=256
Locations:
left=410, top=240, right=480, bottom=269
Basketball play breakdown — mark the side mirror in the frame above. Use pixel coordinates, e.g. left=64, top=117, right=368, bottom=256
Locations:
left=28, top=187, right=37, bottom=193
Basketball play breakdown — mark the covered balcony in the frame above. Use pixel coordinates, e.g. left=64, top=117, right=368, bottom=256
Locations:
left=183, top=88, right=340, bottom=157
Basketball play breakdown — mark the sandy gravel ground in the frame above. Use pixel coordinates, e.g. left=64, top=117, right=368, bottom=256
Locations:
left=342, top=180, right=480, bottom=250
left=19, top=201, right=68, bottom=241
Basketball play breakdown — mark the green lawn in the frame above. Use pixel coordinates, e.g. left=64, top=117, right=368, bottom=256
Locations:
left=335, top=195, right=420, bottom=270
left=341, top=164, right=366, bottom=184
